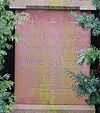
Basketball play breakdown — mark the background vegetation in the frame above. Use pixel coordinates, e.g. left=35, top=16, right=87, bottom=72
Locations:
left=0, top=0, right=27, bottom=112
left=66, top=1, right=100, bottom=113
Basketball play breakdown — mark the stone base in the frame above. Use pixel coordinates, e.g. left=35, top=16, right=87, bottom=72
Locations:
left=12, top=105, right=95, bottom=113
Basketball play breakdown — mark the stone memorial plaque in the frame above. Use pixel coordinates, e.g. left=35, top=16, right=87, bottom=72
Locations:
left=15, top=10, right=90, bottom=104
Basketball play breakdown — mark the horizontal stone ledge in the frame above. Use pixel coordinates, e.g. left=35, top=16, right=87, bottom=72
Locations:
left=10, top=0, right=96, bottom=10
left=12, top=104, right=95, bottom=110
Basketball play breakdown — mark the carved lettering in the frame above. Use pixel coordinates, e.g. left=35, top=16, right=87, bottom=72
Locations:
left=19, top=33, right=88, bottom=41
left=15, top=11, right=90, bottom=104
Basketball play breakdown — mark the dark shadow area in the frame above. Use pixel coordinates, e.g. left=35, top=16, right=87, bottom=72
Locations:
left=2, top=40, right=15, bottom=92
left=91, top=10, right=100, bottom=113
left=91, top=10, right=100, bottom=78
left=3, top=9, right=15, bottom=93
left=3, top=41, right=15, bottom=81
left=2, top=9, right=15, bottom=92
left=91, top=10, right=100, bottom=48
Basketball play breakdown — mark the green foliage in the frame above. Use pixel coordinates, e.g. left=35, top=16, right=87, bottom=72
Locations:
left=65, top=69, right=100, bottom=105
left=92, top=0, right=100, bottom=9
left=72, top=12, right=95, bottom=28
left=0, top=74, right=14, bottom=113
left=69, top=2, right=100, bottom=106
left=0, top=0, right=27, bottom=112
left=88, top=94, right=100, bottom=105
left=71, top=12, right=100, bottom=36
left=0, top=0, right=15, bottom=112
left=65, top=47, right=100, bottom=105
left=77, top=46, right=100, bottom=65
